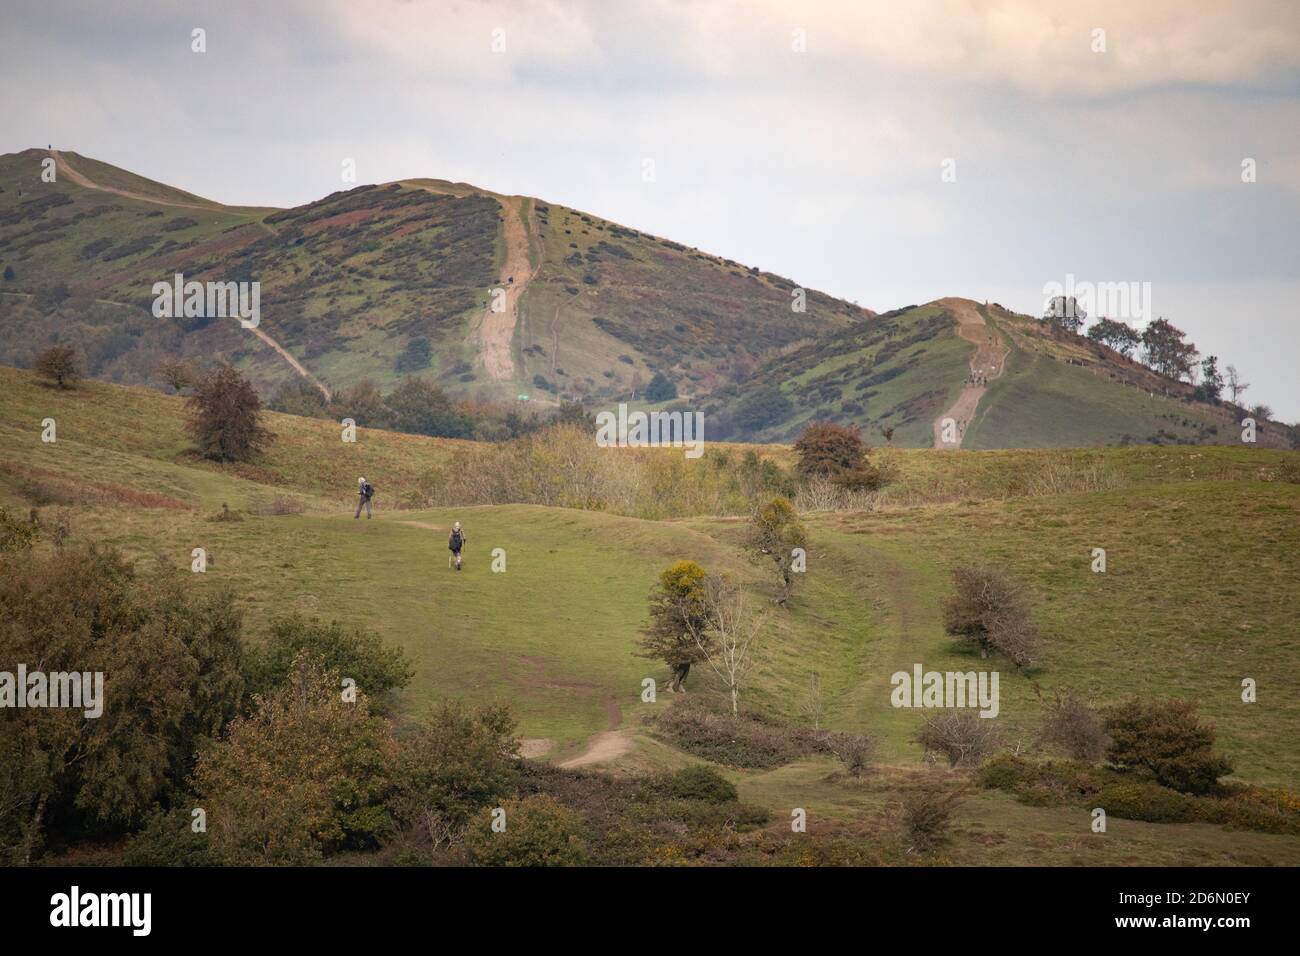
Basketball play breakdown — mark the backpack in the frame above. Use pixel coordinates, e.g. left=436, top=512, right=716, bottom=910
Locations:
left=362, top=482, right=374, bottom=499
left=450, top=529, right=463, bottom=549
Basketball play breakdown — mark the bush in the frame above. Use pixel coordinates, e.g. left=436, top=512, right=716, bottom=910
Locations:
left=387, top=701, right=519, bottom=853
left=1095, top=782, right=1199, bottom=824
left=34, top=346, right=82, bottom=389
left=186, top=364, right=272, bottom=462
left=645, top=370, right=677, bottom=402
left=1104, top=698, right=1233, bottom=794
left=122, top=807, right=216, bottom=867
left=901, top=783, right=963, bottom=852
left=665, top=765, right=737, bottom=804
left=464, top=795, right=587, bottom=867
left=244, top=614, right=413, bottom=703
left=916, top=710, right=1000, bottom=766
left=1039, top=690, right=1108, bottom=761
left=817, top=731, right=876, bottom=777
left=941, top=566, right=1041, bottom=666
left=649, top=696, right=820, bottom=769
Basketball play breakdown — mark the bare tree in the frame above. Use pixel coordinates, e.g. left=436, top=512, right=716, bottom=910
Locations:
left=686, top=576, right=765, bottom=714
left=1225, top=365, right=1249, bottom=406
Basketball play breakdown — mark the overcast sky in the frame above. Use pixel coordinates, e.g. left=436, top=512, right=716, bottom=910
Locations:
left=4, top=0, right=1298, bottom=419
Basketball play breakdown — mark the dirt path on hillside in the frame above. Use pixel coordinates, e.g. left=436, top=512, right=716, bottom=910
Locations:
left=932, top=298, right=1010, bottom=449
left=51, top=150, right=216, bottom=211
left=50, top=150, right=331, bottom=402
left=557, top=698, right=630, bottom=769
left=478, top=197, right=538, bottom=381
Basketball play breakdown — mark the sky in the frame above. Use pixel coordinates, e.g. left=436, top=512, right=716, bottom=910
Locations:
left=3, top=0, right=1299, bottom=419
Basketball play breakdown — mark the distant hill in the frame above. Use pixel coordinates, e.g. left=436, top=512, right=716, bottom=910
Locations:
left=0, top=148, right=866, bottom=405
left=701, top=298, right=1293, bottom=449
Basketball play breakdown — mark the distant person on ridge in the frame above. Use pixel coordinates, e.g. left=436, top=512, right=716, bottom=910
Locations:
left=448, top=521, right=466, bottom=570
left=355, top=477, right=374, bottom=519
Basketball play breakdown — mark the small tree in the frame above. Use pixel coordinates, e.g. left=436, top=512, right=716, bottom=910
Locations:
left=1038, top=689, right=1108, bottom=761
left=1194, top=355, right=1224, bottom=403
left=793, top=421, right=883, bottom=490
left=644, top=370, right=678, bottom=402
left=901, top=781, right=963, bottom=852
left=1140, top=318, right=1198, bottom=382
left=745, top=496, right=808, bottom=605
left=34, top=346, right=81, bottom=389
left=1248, top=403, right=1273, bottom=422
left=685, top=575, right=765, bottom=714
left=638, top=560, right=711, bottom=692
left=1086, top=318, right=1141, bottom=357
left=916, top=710, right=1000, bottom=766
left=941, top=566, right=1041, bottom=666
left=186, top=364, right=272, bottom=462
left=1104, top=698, right=1234, bottom=794
left=1225, top=365, right=1249, bottom=405
left=155, top=357, right=196, bottom=394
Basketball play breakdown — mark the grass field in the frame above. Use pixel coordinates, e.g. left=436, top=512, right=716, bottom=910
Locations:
left=3, top=366, right=1298, bottom=864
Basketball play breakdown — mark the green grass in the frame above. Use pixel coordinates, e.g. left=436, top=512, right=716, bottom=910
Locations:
left=4, top=367, right=1298, bottom=864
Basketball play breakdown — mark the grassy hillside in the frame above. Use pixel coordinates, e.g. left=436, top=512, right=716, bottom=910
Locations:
left=4, top=367, right=1299, bottom=864
left=0, top=148, right=865, bottom=405
left=705, top=298, right=1293, bottom=450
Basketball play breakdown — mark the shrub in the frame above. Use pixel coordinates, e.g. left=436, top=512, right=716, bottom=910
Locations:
left=941, top=566, right=1041, bottom=666
left=645, top=370, right=677, bottom=402
left=916, top=710, right=1000, bottom=766
left=1095, top=782, right=1199, bottom=824
left=122, top=807, right=216, bottom=867
left=186, top=364, right=272, bottom=462
left=901, top=783, right=963, bottom=852
left=818, top=731, right=876, bottom=777
left=388, top=701, right=519, bottom=853
left=34, top=346, right=81, bottom=389
left=665, top=765, right=737, bottom=804
left=1038, top=690, right=1108, bottom=761
left=463, top=795, right=586, bottom=867
left=1104, top=698, right=1234, bottom=794
left=244, top=614, right=413, bottom=703
left=649, top=695, right=820, bottom=769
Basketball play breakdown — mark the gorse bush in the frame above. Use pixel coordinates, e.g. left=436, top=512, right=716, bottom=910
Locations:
left=1104, top=698, right=1234, bottom=795
left=243, top=614, right=413, bottom=705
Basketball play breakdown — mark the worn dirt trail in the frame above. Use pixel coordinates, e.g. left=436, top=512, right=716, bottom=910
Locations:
left=932, top=298, right=1010, bottom=449
left=554, top=698, right=630, bottom=769
left=50, top=151, right=329, bottom=401
left=479, top=197, right=538, bottom=381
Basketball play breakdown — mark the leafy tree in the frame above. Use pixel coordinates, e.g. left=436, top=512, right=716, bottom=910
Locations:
left=941, top=566, right=1040, bottom=666
left=394, top=336, right=434, bottom=374
left=186, top=364, right=272, bottom=461
left=1140, top=318, right=1198, bottom=382
left=0, top=544, right=245, bottom=863
left=155, top=358, right=196, bottom=394
left=332, top=378, right=389, bottom=429
left=463, top=795, right=586, bottom=867
left=793, top=422, right=886, bottom=491
left=733, top=385, right=793, bottom=434
left=1104, top=698, right=1234, bottom=794
left=1086, top=318, right=1141, bottom=357
left=244, top=614, right=412, bottom=705
left=644, top=370, right=678, bottom=402
left=193, top=653, right=392, bottom=865
left=1194, top=355, right=1224, bottom=403
left=1042, top=296, right=1086, bottom=333
left=638, top=560, right=712, bottom=692
left=34, top=346, right=81, bottom=389
left=387, top=701, right=518, bottom=853
left=744, top=496, right=808, bottom=605
left=384, top=377, right=473, bottom=438
left=269, top=378, right=328, bottom=418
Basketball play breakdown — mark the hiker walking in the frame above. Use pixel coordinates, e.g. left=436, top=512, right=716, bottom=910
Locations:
left=448, top=521, right=466, bottom=570
left=355, top=477, right=374, bottom=519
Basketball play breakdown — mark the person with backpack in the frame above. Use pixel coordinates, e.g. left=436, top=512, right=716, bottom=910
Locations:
left=355, top=477, right=374, bottom=519
left=448, top=521, right=466, bottom=570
